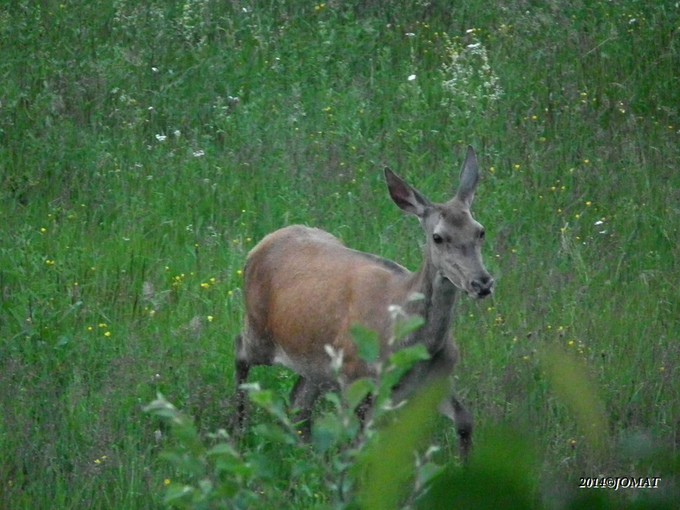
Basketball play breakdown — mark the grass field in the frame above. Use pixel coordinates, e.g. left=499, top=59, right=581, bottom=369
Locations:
left=1, top=1, right=679, bottom=508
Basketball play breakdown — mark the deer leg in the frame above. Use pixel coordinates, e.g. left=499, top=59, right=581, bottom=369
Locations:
left=440, top=395, right=473, bottom=462
left=289, top=375, right=305, bottom=405
left=452, top=396, right=473, bottom=462
left=355, top=393, right=375, bottom=425
left=290, top=377, right=321, bottom=441
left=235, top=334, right=252, bottom=431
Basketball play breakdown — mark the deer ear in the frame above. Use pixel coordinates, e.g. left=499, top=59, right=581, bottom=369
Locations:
left=385, top=168, right=432, bottom=218
left=456, top=146, right=480, bottom=207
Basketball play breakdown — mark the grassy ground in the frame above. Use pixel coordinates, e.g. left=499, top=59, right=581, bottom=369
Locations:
left=1, top=1, right=678, bottom=508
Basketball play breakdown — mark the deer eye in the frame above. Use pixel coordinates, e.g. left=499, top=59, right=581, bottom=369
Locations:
left=432, top=233, right=443, bottom=244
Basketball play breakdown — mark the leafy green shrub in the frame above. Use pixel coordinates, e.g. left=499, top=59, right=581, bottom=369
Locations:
left=146, top=323, right=679, bottom=509
left=145, top=313, right=439, bottom=508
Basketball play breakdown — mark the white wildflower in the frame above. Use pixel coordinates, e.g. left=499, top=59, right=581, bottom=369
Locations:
left=441, top=34, right=502, bottom=119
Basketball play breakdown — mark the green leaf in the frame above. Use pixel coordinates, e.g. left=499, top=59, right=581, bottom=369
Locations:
left=351, top=324, right=381, bottom=363
left=321, top=391, right=342, bottom=411
left=393, top=314, right=425, bottom=341
left=417, top=427, right=539, bottom=510
left=173, top=422, right=203, bottom=456
left=212, top=478, right=240, bottom=499
left=198, top=478, right=213, bottom=495
left=56, top=335, right=71, bottom=348
left=248, top=389, right=274, bottom=408
left=249, top=388, right=291, bottom=424
left=381, top=345, right=431, bottom=391
left=252, top=424, right=296, bottom=445
left=415, top=461, right=444, bottom=490
left=356, top=380, right=448, bottom=510
left=346, top=377, right=376, bottom=412
left=163, top=483, right=194, bottom=505
left=208, top=443, right=254, bottom=479
left=207, top=443, right=239, bottom=458
left=312, top=412, right=346, bottom=453
left=389, top=344, right=430, bottom=369
left=143, top=394, right=180, bottom=421
left=159, top=451, right=206, bottom=478
left=215, top=456, right=254, bottom=479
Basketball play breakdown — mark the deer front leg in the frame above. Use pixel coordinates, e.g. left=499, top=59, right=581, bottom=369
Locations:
left=432, top=342, right=473, bottom=462
left=440, top=394, right=473, bottom=462
left=290, top=376, right=322, bottom=440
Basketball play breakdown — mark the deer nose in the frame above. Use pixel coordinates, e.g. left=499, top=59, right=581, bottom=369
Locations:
left=471, top=275, right=494, bottom=297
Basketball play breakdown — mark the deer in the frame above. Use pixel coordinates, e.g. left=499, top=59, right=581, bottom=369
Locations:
left=235, top=146, right=494, bottom=460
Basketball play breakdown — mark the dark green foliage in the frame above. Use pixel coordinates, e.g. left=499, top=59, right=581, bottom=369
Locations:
left=1, top=0, right=678, bottom=508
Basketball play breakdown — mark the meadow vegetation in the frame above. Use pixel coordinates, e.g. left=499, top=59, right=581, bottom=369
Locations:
left=1, top=0, right=678, bottom=508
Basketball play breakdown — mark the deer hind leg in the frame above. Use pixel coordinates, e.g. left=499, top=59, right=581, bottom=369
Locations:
left=235, top=334, right=251, bottom=430
left=440, top=395, right=473, bottom=462
left=234, top=329, right=277, bottom=431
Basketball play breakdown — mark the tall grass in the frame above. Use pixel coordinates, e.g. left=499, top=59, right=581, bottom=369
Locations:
left=1, top=0, right=678, bottom=508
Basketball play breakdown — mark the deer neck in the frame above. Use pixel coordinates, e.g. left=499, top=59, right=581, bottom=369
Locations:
left=402, top=255, right=459, bottom=353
